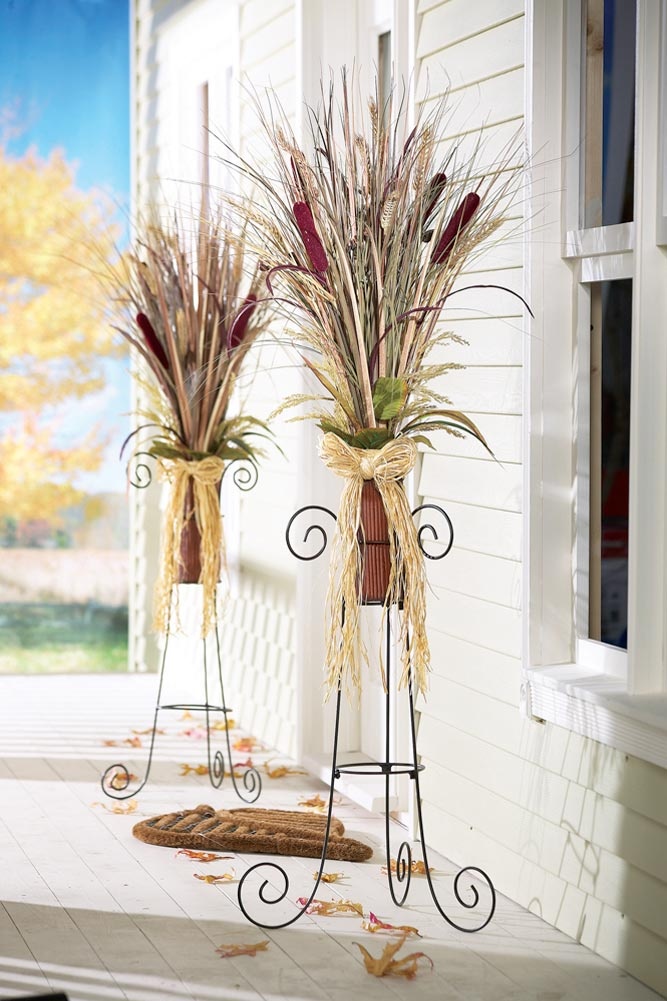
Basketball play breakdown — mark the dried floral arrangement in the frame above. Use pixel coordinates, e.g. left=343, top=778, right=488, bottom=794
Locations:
left=226, top=74, right=525, bottom=697
left=112, top=207, right=272, bottom=635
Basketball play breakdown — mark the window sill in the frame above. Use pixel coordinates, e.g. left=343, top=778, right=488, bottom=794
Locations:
left=523, top=665, right=667, bottom=769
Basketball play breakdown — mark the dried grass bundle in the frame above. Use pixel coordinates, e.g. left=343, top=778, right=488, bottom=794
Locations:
left=114, top=207, right=270, bottom=463
left=222, top=74, right=527, bottom=694
left=111, top=206, right=272, bottom=634
left=227, top=73, right=525, bottom=452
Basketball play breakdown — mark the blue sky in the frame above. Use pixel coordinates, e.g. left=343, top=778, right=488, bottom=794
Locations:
left=0, top=0, right=130, bottom=494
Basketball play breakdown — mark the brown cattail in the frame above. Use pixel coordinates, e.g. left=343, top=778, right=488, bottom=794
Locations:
left=431, top=192, right=480, bottom=265
left=293, top=201, right=328, bottom=272
left=423, top=172, right=448, bottom=224
left=228, top=294, right=257, bottom=350
left=136, top=312, right=170, bottom=369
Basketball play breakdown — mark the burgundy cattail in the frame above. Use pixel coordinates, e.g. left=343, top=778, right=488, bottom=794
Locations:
left=431, top=192, right=480, bottom=265
left=228, top=294, right=257, bottom=350
left=293, top=201, right=328, bottom=272
left=136, top=312, right=170, bottom=369
left=423, top=172, right=448, bottom=223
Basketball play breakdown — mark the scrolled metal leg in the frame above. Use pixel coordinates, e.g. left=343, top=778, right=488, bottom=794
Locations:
left=382, top=610, right=412, bottom=906
left=101, top=627, right=171, bottom=800
left=212, top=620, right=262, bottom=803
left=237, top=662, right=345, bottom=927
left=406, top=671, right=496, bottom=932
left=202, top=636, right=225, bottom=790
left=385, top=834, right=413, bottom=906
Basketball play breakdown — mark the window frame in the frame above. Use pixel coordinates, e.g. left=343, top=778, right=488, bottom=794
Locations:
left=523, top=0, right=667, bottom=768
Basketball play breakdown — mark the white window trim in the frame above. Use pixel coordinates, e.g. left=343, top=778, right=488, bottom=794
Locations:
left=523, top=0, right=667, bottom=768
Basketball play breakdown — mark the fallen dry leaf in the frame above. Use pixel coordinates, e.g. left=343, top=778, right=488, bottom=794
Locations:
left=296, top=897, right=363, bottom=917
left=381, top=859, right=434, bottom=876
left=263, top=758, right=307, bottom=779
left=216, top=941, right=269, bottom=959
left=225, top=756, right=253, bottom=777
left=123, top=736, right=143, bottom=748
left=315, top=872, right=344, bottom=883
left=355, top=934, right=433, bottom=979
left=132, top=727, right=166, bottom=735
left=193, top=870, right=236, bottom=884
left=180, top=726, right=208, bottom=740
left=179, top=763, right=210, bottom=776
left=211, top=718, right=236, bottom=731
left=92, top=799, right=138, bottom=815
left=176, top=849, right=233, bottom=863
left=298, top=793, right=327, bottom=812
left=109, top=771, right=139, bottom=791
left=102, top=739, right=119, bottom=747
left=232, top=736, right=262, bottom=752
left=362, top=911, right=422, bottom=937
left=181, top=710, right=194, bottom=720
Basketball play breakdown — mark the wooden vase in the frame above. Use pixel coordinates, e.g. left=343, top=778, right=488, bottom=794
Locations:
left=358, top=480, right=392, bottom=604
left=178, top=479, right=222, bottom=583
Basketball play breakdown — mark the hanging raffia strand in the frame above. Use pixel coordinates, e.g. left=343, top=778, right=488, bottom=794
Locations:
left=153, top=456, right=227, bottom=637
left=318, top=433, right=429, bottom=700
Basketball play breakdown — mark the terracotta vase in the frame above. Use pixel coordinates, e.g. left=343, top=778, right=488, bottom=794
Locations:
left=358, top=479, right=392, bottom=604
left=178, top=479, right=222, bottom=583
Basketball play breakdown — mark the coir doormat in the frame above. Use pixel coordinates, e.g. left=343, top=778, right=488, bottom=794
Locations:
left=133, top=804, right=373, bottom=861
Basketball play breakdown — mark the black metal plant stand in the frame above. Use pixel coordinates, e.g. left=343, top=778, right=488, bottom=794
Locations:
left=100, top=453, right=262, bottom=804
left=237, top=502, right=496, bottom=931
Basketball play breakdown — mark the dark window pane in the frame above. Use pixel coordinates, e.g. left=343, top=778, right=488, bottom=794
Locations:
left=589, top=279, right=632, bottom=648
left=584, top=0, right=636, bottom=227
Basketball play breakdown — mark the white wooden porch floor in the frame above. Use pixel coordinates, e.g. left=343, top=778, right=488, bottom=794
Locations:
left=0, top=674, right=662, bottom=1001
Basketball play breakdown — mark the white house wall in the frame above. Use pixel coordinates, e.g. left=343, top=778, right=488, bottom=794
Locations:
left=414, top=1, right=667, bottom=995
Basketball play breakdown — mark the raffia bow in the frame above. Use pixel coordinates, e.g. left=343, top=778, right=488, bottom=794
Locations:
left=153, top=456, right=227, bottom=637
left=318, top=432, right=430, bottom=699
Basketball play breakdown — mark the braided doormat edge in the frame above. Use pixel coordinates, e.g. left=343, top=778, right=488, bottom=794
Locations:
left=133, top=804, right=374, bottom=862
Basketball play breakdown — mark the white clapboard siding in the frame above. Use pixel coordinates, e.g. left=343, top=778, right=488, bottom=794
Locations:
left=420, top=453, right=523, bottom=512
left=423, top=66, right=524, bottom=128
left=435, top=119, right=524, bottom=175
left=427, top=587, right=522, bottom=658
left=419, top=673, right=523, bottom=752
left=420, top=797, right=667, bottom=998
left=426, top=633, right=522, bottom=704
left=419, top=760, right=667, bottom=944
left=417, top=0, right=524, bottom=59
left=421, top=675, right=667, bottom=836
left=419, top=715, right=667, bottom=891
left=451, top=263, right=526, bottom=299
left=427, top=545, right=522, bottom=609
left=419, top=412, right=522, bottom=462
left=439, top=318, right=524, bottom=366
left=420, top=495, right=522, bottom=559
left=241, top=7, right=294, bottom=68
left=418, top=16, right=525, bottom=95
left=433, top=365, right=522, bottom=414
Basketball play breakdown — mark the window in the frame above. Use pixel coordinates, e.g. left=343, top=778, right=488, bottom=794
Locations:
left=525, top=0, right=667, bottom=767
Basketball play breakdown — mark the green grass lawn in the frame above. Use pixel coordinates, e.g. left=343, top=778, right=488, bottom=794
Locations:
left=0, top=603, right=129, bottom=674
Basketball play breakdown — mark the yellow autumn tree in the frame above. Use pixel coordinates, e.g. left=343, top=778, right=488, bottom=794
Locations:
left=0, top=142, right=122, bottom=526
